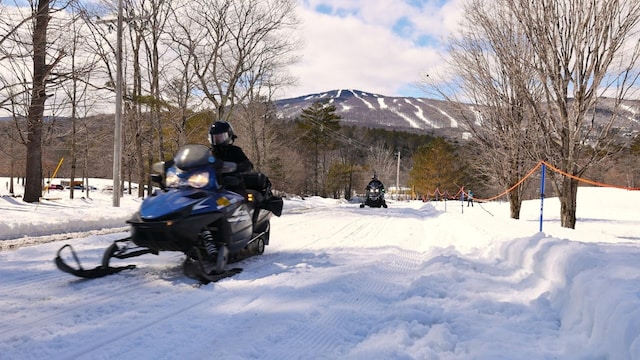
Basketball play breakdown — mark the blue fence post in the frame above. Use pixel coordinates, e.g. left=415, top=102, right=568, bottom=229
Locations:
left=539, top=163, right=546, bottom=232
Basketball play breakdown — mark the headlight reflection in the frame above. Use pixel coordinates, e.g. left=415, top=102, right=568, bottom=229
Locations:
left=188, top=171, right=209, bottom=188
left=165, top=169, right=210, bottom=188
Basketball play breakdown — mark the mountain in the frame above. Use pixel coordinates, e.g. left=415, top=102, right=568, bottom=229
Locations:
left=274, top=89, right=473, bottom=138
left=274, top=89, right=640, bottom=141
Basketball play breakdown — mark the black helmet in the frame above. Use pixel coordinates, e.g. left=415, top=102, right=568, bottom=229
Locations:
left=209, top=121, right=236, bottom=146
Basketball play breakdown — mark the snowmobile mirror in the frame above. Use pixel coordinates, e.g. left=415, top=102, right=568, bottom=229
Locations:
left=150, top=174, right=164, bottom=190
left=152, top=161, right=165, bottom=173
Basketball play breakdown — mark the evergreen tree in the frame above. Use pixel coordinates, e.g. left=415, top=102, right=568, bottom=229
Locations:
left=409, top=138, right=466, bottom=199
left=295, top=101, right=341, bottom=196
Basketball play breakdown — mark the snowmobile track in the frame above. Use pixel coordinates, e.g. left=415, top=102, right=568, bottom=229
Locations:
left=256, top=247, right=424, bottom=359
left=0, top=268, right=182, bottom=340
left=1, top=202, right=437, bottom=359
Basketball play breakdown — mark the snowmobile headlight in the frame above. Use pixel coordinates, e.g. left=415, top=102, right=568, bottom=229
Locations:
left=165, top=170, right=180, bottom=187
left=187, top=171, right=209, bottom=188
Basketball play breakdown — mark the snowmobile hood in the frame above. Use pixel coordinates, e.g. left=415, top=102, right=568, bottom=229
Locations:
left=139, top=188, right=242, bottom=220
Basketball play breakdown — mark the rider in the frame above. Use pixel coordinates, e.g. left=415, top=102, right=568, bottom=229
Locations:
left=368, top=174, right=384, bottom=192
left=209, top=120, right=254, bottom=173
left=208, top=120, right=257, bottom=197
left=209, top=120, right=279, bottom=215
left=159, top=120, right=253, bottom=187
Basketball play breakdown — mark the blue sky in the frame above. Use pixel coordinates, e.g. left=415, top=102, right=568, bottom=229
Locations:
left=279, top=0, right=464, bottom=99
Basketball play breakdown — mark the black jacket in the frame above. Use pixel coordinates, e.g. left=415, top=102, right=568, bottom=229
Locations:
left=212, top=145, right=254, bottom=173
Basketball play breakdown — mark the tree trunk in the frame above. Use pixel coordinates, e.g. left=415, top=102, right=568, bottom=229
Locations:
left=507, top=161, right=526, bottom=219
left=24, top=0, right=50, bottom=203
left=508, top=192, right=522, bottom=219
left=135, top=129, right=143, bottom=197
left=69, top=70, right=77, bottom=200
left=559, top=177, right=579, bottom=229
left=9, top=160, right=15, bottom=194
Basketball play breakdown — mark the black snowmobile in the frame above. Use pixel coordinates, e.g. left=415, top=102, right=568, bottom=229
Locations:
left=55, top=144, right=283, bottom=283
left=360, top=177, right=387, bottom=208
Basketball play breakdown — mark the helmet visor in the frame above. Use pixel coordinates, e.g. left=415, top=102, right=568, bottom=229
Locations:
left=211, top=132, right=229, bottom=145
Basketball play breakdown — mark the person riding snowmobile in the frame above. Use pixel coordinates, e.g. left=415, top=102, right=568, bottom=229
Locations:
left=367, top=175, right=384, bottom=192
left=361, top=174, right=387, bottom=208
left=208, top=120, right=254, bottom=194
left=209, top=121, right=253, bottom=173
left=155, top=121, right=251, bottom=191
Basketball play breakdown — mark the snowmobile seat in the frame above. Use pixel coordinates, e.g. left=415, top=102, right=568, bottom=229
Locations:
left=222, top=175, right=243, bottom=188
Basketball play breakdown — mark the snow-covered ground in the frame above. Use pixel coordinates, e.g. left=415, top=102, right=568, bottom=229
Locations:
left=1, top=178, right=639, bottom=359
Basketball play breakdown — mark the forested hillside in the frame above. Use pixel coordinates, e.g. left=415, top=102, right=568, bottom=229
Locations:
left=2, top=96, right=638, bottom=201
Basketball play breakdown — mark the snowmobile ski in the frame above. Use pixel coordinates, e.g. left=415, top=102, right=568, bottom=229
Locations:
left=55, top=241, right=142, bottom=279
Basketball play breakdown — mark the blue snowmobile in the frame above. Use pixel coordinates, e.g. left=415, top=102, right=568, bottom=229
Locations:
left=55, top=144, right=283, bottom=283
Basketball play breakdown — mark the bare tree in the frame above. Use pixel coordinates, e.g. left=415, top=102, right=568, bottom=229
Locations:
left=1, top=2, right=95, bottom=201
left=23, top=0, right=69, bottom=202
left=137, top=0, right=174, bottom=197
left=80, top=0, right=173, bottom=198
left=366, top=143, right=396, bottom=188
left=161, top=2, right=209, bottom=156
left=172, top=0, right=299, bottom=122
left=504, top=0, right=640, bottom=228
left=0, top=5, right=33, bottom=176
left=0, top=114, right=26, bottom=194
left=160, top=42, right=202, bottom=152
left=430, top=0, right=640, bottom=227
left=233, top=97, right=279, bottom=172
left=0, top=4, right=37, bottom=113
left=51, top=4, right=104, bottom=199
left=435, top=0, right=542, bottom=219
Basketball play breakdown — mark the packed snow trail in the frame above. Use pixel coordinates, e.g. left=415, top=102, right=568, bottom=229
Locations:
left=0, top=195, right=639, bottom=359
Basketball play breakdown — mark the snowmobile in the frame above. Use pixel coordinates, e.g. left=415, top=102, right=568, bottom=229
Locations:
left=360, top=177, right=387, bottom=208
left=55, top=144, right=283, bottom=283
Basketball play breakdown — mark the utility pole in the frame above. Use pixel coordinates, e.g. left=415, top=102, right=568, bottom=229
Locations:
left=112, top=0, right=123, bottom=207
left=396, top=151, right=400, bottom=200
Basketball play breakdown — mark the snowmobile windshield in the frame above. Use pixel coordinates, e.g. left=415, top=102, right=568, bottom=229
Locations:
left=165, top=144, right=219, bottom=189
left=173, top=144, right=216, bottom=170
left=368, top=181, right=384, bottom=190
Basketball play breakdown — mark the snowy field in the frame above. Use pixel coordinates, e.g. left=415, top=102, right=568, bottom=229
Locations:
left=0, top=178, right=639, bottom=359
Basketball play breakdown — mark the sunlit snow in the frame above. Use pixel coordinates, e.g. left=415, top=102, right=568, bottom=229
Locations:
left=0, top=178, right=638, bottom=359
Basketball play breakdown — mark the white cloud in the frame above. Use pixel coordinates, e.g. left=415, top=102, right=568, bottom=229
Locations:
left=277, top=0, right=464, bottom=99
